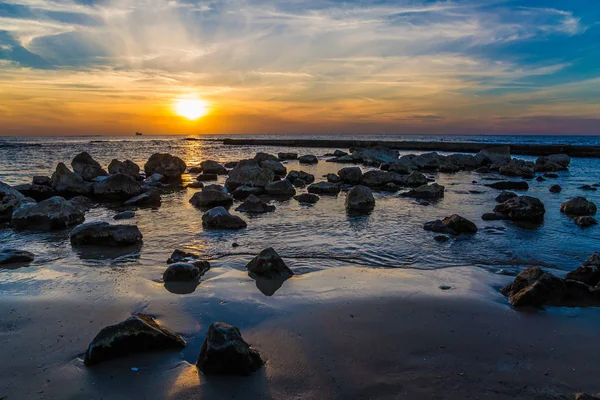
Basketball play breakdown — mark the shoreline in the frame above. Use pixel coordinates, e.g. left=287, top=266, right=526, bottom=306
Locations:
left=222, top=138, right=600, bottom=157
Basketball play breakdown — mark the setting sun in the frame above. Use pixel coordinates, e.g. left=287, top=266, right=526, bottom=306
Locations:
left=174, top=98, right=209, bottom=120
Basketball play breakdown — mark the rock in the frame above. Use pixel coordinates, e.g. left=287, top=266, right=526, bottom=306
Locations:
left=225, top=160, right=275, bottom=191
left=0, top=249, right=34, bottom=266
left=204, top=184, right=225, bottom=192
left=549, top=184, right=562, bottom=193
left=400, top=171, right=428, bottom=187
left=200, top=161, right=227, bottom=175
left=32, top=176, right=51, bottom=186
left=264, top=179, right=296, bottom=197
left=188, top=166, right=203, bottom=174
left=202, top=207, right=247, bottom=230
left=351, top=146, right=399, bottom=165
left=232, top=186, right=264, bottom=200
left=196, top=173, right=218, bottom=182
left=536, top=154, right=571, bottom=168
left=424, top=214, right=477, bottom=235
left=124, top=190, right=161, bottom=208
left=187, top=182, right=204, bottom=189
left=196, top=322, right=264, bottom=375
left=388, top=159, right=417, bottom=174
left=292, top=179, right=306, bottom=188
left=147, top=173, right=164, bottom=184
left=167, top=249, right=200, bottom=264
left=361, top=170, right=394, bottom=187
left=51, top=162, right=93, bottom=196
left=574, top=393, right=600, bottom=400
left=144, top=153, right=186, bottom=181
left=412, top=152, right=441, bottom=170
left=560, top=197, right=597, bottom=216
left=501, top=266, right=566, bottom=307
left=345, top=185, right=375, bottom=214
left=579, top=185, right=598, bottom=191
left=0, top=181, right=34, bottom=222
left=93, top=174, right=143, bottom=200
left=475, top=166, right=490, bottom=173
left=253, top=152, right=278, bottom=163
left=439, top=160, right=461, bottom=173
left=163, top=261, right=210, bottom=282
left=235, top=195, right=275, bottom=213
left=382, top=182, right=400, bottom=192
left=499, top=159, right=535, bottom=179
left=446, top=154, right=478, bottom=170
left=69, top=196, right=92, bottom=212
left=246, top=247, right=293, bottom=278
left=70, top=222, right=143, bottom=246
left=12, top=196, right=84, bottom=230
left=190, top=189, right=233, bottom=209
left=565, top=253, right=600, bottom=286
left=298, top=155, right=318, bottom=165
left=575, top=216, right=598, bottom=227
left=114, top=211, right=135, bottom=220
left=260, top=160, right=287, bottom=176
left=484, top=181, right=529, bottom=191
left=536, top=176, right=546, bottom=182
left=13, top=183, right=56, bottom=201
left=72, top=152, right=107, bottom=181
left=83, top=314, right=185, bottom=366
left=292, top=194, right=319, bottom=205
left=307, top=182, right=341, bottom=195
left=224, top=161, right=238, bottom=169
left=543, top=172, right=559, bottom=178
left=434, top=235, right=450, bottom=243
left=286, top=170, right=315, bottom=184
left=495, top=191, right=518, bottom=203
left=402, top=183, right=445, bottom=199
left=108, top=159, right=141, bottom=180
left=493, top=196, right=545, bottom=223
left=338, top=167, right=362, bottom=185
left=481, top=212, right=507, bottom=221
left=473, top=146, right=511, bottom=166
left=278, top=152, right=298, bottom=161
left=326, top=173, right=341, bottom=183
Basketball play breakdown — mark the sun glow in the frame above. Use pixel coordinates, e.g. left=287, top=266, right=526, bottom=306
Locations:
left=174, top=98, right=209, bottom=120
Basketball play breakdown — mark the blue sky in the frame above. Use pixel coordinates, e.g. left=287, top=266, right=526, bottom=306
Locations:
left=0, top=0, right=599, bottom=135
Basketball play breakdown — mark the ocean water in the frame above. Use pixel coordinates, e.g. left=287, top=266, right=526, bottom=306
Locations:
left=0, top=134, right=599, bottom=299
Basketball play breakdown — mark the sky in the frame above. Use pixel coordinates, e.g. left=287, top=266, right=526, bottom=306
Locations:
left=0, top=0, right=599, bottom=136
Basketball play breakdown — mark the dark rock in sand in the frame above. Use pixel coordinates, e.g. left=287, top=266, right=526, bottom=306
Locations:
left=72, top=152, right=107, bottom=181
left=345, top=185, right=375, bottom=214
left=560, top=197, right=597, bottom=216
left=287, top=170, right=315, bottom=185
left=236, top=195, right=275, bottom=213
left=196, top=173, right=218, bottom=182
left=144, top=153, right=186, bottom=181
left=163, top=261, right=210, bottom=282
left=190, top=189, right=233, bottom=208
left=265, top=179, right=296, bottom=197
left=51, top=162, right=93, bottom=196
left=495, top=191, right=518, bottom=203
left=201, top=160, right=227, bottom=175
left=232, top=186, right=264, bottom=200
left=484, top=181, right=529, bottom=191
left=565, top=253, right=600, bottom=287
left=108, top=159, right=141, bottom=180
left=12, top=196, right=84, bottom=230
left=549, top=184, right=562, bottom=193
left=308, top=182, right=341, bottom=195
left=32, top=176, right=51, bottom=186
left=246, top=247, right=293, bottom=278
left=225, top=160, right=275, bottom=191
left=0, top=249, right=34, bottom=266
left=579, top=185, right=597, bottom=191
left=327, top=173, right=341, bottom=183
left=294, top=193, right=320, bottom=204
left=188, top=166, right=203, bottom=174
left=298, top=155, right=318, bottom=165
left=202, top=206, right=247, bottom=230
left=574, top=216, right=598, bottom=228
left=70, top=222, right=143, bottom=246
left=338, top=167, right=362, bottom=185
left=93, top=174, right=143, bottom=200
left=124, top=190, right=161, bottom=208
left=402, top=183, right=445, bottom=199
left=493, top=196, right=545, bottom=223
left=197, top=322, right=264, bottom=375
left=13, top=183, right=56, bottom=201
left=424, top=214, right=477, bottom=235
left=260, top=160, right=287, bottom=176
left=278, top=152, right=298, bottom=161
left=114, top=211, right=135, bottom=220
left=501, top=266, right=567, bottom=307
left=84, top=313, right=186, bottom=366
left=167, top=249, right=200, bottom=264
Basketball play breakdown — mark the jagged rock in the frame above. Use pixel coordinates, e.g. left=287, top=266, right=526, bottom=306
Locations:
left=246, top=247, right=293, bottom=278
left=412, top=152, right=441, bottom=170
left=338, top=167, right=362, bottom=185
left=402, top=183, right=445, bottom=199
left=114, top=211, right=135, bottom=220
left=196, top=173, right=218, bottom=182
left=346, top=185, right=375, bottom=214
left=69, top=196, right=92, bottom=212
left=565, top=253, right=600, bottom=287
left=225, top=160, right=274, bottom=191
left=484, top=181, right=529, bottom=191
left=575, top=216, right=598, bottom=227
left=235, top=195, right=275, bottom=213
left=144, top=153, right=186, bottom=181
left=499, top=159, right=535, bottom=178
left=253, top=152, right=279, bottom=163
left=307, top=182, right=341, bottom=195
left=286, top=170, right=315, bottom=184
left=12, top=196, right=84, bottom=231
left=70, top=222, right=143, bottom=246
left=72, top=152, right=107, bottom=181
left=400, top=171, right=428, bottom=187
left=278, top=152, right=298, bottom=161
left=32, top=176, right=51, bottom=186
left=202, top=207, right=247, bottom=230
left=265, top=179, right=296, bottom=197
left=93, top=174, right=143, bottom=200
left=163, top=261, right=210, bottom=282
left=298, top=155, right=318, bottom=165
left=560, top=197, right=597, bottom=216
left=361, top=170, right=394, bottom=187
left=536, top=154, right=571, bottom=168
left=260, top=160, right=287, bottom=176
left=0, top=249, right=34, bottom=266
left=124, top=190, right=161, bottom=208
left=232, top=186, right=264, bottom=200
left=495, top=191, right=518, bottom=203
left=201, top=160, right=228, bottom=175
left=424, top=214, right=477, bottom=235
left=0, top=181, right=34, bottom=222
left=549, top=184, right=562, bottom=193
left=294, top=193, right=320, bottom=204
left=493, top=196, right=545, bottom=223
left=196, top=322, right=264, bottom=375
left=190, top=189, right=233, bottom=208
left=83, top=314, right=185, bottom=366
left=473, top=146, right=511, bottom=166
left=13, top=183, right=56, bottom=201
left=51, top=163, right=93, bottom=196
left=108, top=159, right=141, bottom=180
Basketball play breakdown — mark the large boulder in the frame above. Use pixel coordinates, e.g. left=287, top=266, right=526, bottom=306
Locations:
left=484, top=181, right=529, bottom=191
left=13, top=183, right=57, bottom=201
left=124, top=190, right=161, bottom=208
left=246, top=247, right=293, bottom=278
left=0, top=181, right=34, bottom=221
left=265, top=179, right=296, bottom=197
left=225, top=160, right=274, bottom=191
left=402, top=183, right=445, bottom=199
left=412, top=152, right=442, bottom=170
left=565, top=253, right=600, bottom=286
left=108, top=159, right=141, bottom=180
left=12, top=196, right=84, bottom=231
left=536, top=154, right=571, bottom=169
left=560, top=197, right=597, bottom=216
left=163, top=261, right=210, bottom=282
left=202, top=207, right=247, bottom=230
left=235, top=195, right=275, bottom=213
left=307, top=182, right=341, bottom=195
left=51, top=163, right=93, bottom=196
left=493, top=196, right=545, bottom=223
left=70, top=222, right=143, bottom=246
left=399, top=171, right=428, bottom=187
left=93, top=174, right=143, bottom=200
left=473, top=146, right=511, bottom=166
left=201, top=160, right=228, bottom=175
left=499, top=159, right=535, bottom=179
left=286, top=170, right=315, bottom=184
left=196, top=322, right=264, bottom=375
left=83, top=314, right=185, bottom=366
left=361, top=170, right=394, bottom=187
left=338, top=167, right=362, bottom=185
left=346, top=185, right=375, bottom=214
left=144, top=153, right=186, bottom=181
left=190, top=189, right=233, bottom=208
left=71, top=152, right=107, bottom=181
left=0, top=249, right=35, bottom=266
left=495, top=191, right=518, bottom=203
left=501, top=266, right=567, bottom=307
left=260, top=160, right=287, bottom=176
left=298, top=155, right=318, bottom=165
left=445, top=154, right=478, bottom=170
left=253, top=152, right=278, bottom=163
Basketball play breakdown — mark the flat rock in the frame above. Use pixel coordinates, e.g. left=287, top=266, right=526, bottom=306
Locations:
left=0, top=249, right=34, bottom=266
left=307, top=182, right=341, bottom=195
left=298, top=155, right=318, bottom=165
left=12, top=196, right=84, bottom=231
left=235, top=195, right=275, bottom=213
left=294, top=193, right=320, bottom=204
left=402, top=183, right=445, bottom=199
left=190, top=190, right=233, bottom=208
left=202, top=206, right=247, bottom=230
left=196, top=174, right=218, bottom=182
left=278, top=152, right=298, bottom=161
left=70, top=222, right=143, bottom=246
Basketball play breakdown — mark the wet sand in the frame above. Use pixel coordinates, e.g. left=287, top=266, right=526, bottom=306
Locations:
left=2, top=266, right=599, bottom=400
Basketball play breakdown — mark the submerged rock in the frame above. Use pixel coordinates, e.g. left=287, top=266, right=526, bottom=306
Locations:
left=190, top=189, right=233, bottom=209
left=225, top=160, right=274, bottom=191
left=579, top=185, right=598, bottom=191
left=0, top=249, right=34, bottom=266
left=574, top=216, right=598, bottom=227
left=549, top=184, right=562, bottom=193
left=70, top=222, right=143, bottom=246
left=298, top=155, right=318, bottom=165
left=144, top=153, right=186, bottom=181
left=493, top=196, right=545, bottom=223
left=235, top=195, right=275, bottom=213
left=307, top=182, right=341, bottom=195
left=84, top=314, right=186, bottom=366
left=294, top=193, right=320, bottom=204
left=124, top=190, right=161, bottom=208
left=93, top=174, right=143, bottom=200
left=196, top=322, right=264, bottom=375
left=278, top=152, right=298, bottom=161
left=51, top=163, right=93, bottom=196
left=560, top=197, right=597, bottom=216
left=484, top=181, right=529, bottom=191
left=72, top=152, right=107, bottom=181
left=163, top=261, right=210, bottom=282
left=202, top=207, right=247, bottom=230
left=246, top=247, right=293, bottom=278
left=346, top=185, right=375, bottom=214
left=495, top=191, right=518, bottom=203
left=108, top=159, right=141, bottom=180
left=12, top=196, right=84, bottom=231
left=402, top=183, right=445, bottom=199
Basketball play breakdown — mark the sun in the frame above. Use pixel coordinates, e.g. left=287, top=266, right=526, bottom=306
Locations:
left=174, top=98, right=209, bottom=120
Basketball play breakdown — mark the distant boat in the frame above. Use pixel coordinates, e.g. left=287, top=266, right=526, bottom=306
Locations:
left=135, top=132, right=143, bottom=136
